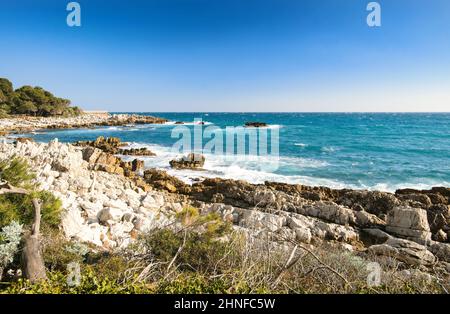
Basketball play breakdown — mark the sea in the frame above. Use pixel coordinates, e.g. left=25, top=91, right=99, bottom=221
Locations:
left=21, top=113, right=450, bottom=192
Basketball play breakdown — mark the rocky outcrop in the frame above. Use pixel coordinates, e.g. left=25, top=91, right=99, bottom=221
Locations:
left=0, top=113, right=168, bottom=134
left=75, top=136, right=155, bottom=156
left=169, top=153, right=205, bottom=169
left=82, top=146, right=143, bottom=177
left=0, top=139, right=172, bottom=249
left=1, top=139, right=449, bottom=272
left=244, top=122, right=268, bottom=128
left=105, top=114, right=168, bottom=126
left=396, top=187, right=450, bottom=205
left=143, top=168, right=188, bottom=193
left=368, top=238, right=436, bottom=266
left=386, top=206, right=432, bottom=243
left=265, top=182, right=400, bottom=215
left=118, top=147, right=155, bottom=156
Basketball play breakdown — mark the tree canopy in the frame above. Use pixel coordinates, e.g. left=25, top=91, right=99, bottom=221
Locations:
left=0, top=78, right=82, bottom=117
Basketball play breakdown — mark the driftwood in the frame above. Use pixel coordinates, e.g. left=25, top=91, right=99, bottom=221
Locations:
left=0, top=182, right=47, bottom=283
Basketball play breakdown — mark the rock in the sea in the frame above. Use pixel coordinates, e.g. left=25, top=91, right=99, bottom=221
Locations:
left=244, top=122, right=268, bottom=128
left=118, top=147, right=156, bottom=156
left=75, top=136, right=124, bottom=154
left=169, top=153, right=205, bottom=169
left=386, top=206, right=432, bottom=243
left=75, top=136, right=155, bottom=156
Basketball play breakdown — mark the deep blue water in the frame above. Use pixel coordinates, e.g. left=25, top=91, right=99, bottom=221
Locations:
left=23, top=113, right=450, bottom=191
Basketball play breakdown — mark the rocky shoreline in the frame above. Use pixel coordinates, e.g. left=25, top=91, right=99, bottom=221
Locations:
left=0, top=139, right=448, bottom=279
left=0, top=113, right=168, bottom=134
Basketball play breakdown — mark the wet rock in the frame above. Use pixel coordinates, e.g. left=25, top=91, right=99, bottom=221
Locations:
left=169, top=153, right=205, bottom=169
left=244, top=122, right=268, bottom=128
left=118, top=147, right=156, bottom=156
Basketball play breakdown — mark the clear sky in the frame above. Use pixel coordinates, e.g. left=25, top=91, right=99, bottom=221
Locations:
left=1, top=0, right=449, bottom=112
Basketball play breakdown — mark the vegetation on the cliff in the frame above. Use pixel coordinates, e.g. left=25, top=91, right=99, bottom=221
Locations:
left=0, top=78, right=81, bottom=117
left=0, top=158, right=62, bottom=283
left=0, top=158, right=62, bottom=229
left=1, top=204, right=447, bottom=294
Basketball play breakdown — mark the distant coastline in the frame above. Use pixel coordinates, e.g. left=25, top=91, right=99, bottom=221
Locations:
left=0, top=112, right=168, bottom=134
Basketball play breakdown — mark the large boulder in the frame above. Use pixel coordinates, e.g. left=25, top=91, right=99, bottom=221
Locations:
left=368, top=238, right=436, bottom=266
left=386, top=206, right=432, bottom=243
left=169, top=153, right=205, bottom=169
left=82, top=146, right=144, bottom=177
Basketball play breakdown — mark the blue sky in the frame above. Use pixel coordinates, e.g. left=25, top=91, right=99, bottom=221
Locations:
left=0, top=0, right=449, bottom=112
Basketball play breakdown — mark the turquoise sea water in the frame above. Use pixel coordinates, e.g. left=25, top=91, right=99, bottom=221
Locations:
left=23, top=113, right=450, bottom=192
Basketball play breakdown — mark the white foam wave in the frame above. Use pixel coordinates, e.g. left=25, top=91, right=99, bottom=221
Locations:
left=163, top=121, right=213, bottom=126
left=294, top=143, right=308, bottom=147
left=368, top=180, right=450, bottom=193
left=120, top=142, right=450, bottom=193
left=321, top=146, right=340, bottom=153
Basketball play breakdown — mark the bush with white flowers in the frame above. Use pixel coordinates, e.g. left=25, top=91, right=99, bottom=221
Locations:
left=0, top=221, right=23, bottom=279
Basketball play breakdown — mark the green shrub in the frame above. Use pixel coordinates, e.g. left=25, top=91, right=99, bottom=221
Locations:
left=142, top=206, right=233, bottom=274
left=85, top=252, right=129, bottom=282
left=2, top=269, right=149, bottom=294
left=156, top=273, right=229, bottom=294
left=0, top=158, right=62, bottom=229
left=42, top=230, right=85, bottom=273
left=0, top=157, right=35, bottom=187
